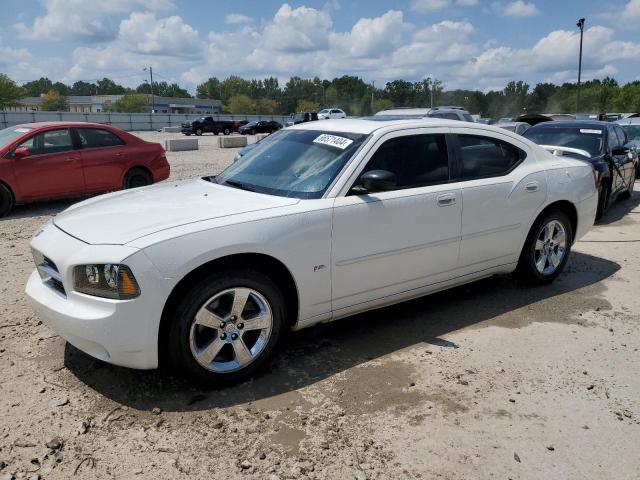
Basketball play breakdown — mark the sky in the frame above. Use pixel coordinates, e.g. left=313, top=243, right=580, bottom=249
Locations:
left=1, top=0, right=639, bottom=94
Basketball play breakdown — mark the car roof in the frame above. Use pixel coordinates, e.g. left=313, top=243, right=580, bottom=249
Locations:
left=528, top=120, right=610, bottom=130
left=289, top=117, right=505, bottom=135
left=11, top=121, right=116, bottom=129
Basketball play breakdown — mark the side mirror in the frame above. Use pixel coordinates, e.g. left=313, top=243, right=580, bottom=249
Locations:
left=13, top=146, right=30, bottom=159
left=612, top=146, right=629, bottom=156
left=359, top=170, right=397, bottom=192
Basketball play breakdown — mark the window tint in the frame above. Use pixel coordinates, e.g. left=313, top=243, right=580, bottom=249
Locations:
left=614, top=126, right=627, bottom=147
left=21, top=129, right=74, bottom=155
left=458, top=135, right=524, bottom=179
left=77, top=128, right=125, bottom=148
left=331, top=109, right=341, bottom=114
left=362, top=134, right=449, bottom=189
left=432, top=112, right=459, bottom=121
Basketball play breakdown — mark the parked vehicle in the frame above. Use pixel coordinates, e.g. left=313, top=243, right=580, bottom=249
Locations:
left=318, top=108, right=347, bottom=120
left=616, top=117, right=640, bottom=178
left=284, top=112, right=318, bottom=127
left=497, top=122, right=531, bottom=135
left=374, top=106, right=474, bottom=122
left=524, top=121, right=637, bottom=220
left=238, top=121, right=282, bottom=135
left=181, top=116, right=242, bottom=136
left=0, top=122, right=169, bottom=217
left=27, top=118, right=598, bottom=385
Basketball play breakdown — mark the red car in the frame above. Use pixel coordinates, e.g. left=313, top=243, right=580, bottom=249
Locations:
left=0, top=122, right=170, bottom=216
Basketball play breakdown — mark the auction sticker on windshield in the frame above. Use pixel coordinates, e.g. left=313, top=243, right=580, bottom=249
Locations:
left=313, top=134, right=354, bottom=150
left=580, top=129, right=602, bottom=134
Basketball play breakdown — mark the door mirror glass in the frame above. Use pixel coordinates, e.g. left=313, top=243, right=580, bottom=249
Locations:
left=359, top=170, right=397, bottom=192
left=13, top=146, right=30, bottom=159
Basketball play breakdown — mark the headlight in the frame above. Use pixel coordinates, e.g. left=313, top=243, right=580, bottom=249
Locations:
left=73, top=264, right=140, bottom=299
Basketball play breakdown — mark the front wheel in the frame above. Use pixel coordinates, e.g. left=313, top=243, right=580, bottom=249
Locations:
left=515, top=210, right=572, bottom=285
left=195, top=128, right=203, bottom=136
left=595, top=183, right=609, bottom=221
left=0, top=184, right=14, bottom=217
left=223, top=128, right=230, bottom=135
left=167, top=269, right=286, bottom=386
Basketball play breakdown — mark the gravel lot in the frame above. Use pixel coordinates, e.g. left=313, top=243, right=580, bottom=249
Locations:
left=0, top=131, right=638, bottom=479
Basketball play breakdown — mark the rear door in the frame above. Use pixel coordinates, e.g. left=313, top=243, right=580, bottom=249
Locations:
left=76, top=127, right=128, bottom=192
left=614, top=125, right=635, bottom=186
left=12, top=128, right=85, bottom=201
left=452, top=129, right=546, bottom=274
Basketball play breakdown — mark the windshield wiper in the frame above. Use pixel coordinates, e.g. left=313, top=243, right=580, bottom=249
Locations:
left=222, top=180, right=257, bottom=192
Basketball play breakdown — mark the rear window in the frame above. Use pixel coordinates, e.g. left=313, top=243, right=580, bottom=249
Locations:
left=458, top=135, right=525, bottom=179
left=523, top=126, right=604, bottom=156
left=77, top=128, right=125, bottom=148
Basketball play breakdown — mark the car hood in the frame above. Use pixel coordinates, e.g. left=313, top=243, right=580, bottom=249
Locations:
left=53, top=178, right=300, bottom=245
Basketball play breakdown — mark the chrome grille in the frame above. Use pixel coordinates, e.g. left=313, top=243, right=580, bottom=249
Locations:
left=32, top=249, right=66, bottom=297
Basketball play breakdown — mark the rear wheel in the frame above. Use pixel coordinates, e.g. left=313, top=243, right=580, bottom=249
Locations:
left=515, top=210, right=572, bottom=285
left=123, top=168, right=152, bottom=189
left=0, top=184, right=14, bottom=217
left=195, top=128, right=203, bottom=136
left=250, top=129, right=256, bottom=135
left=223, top=128, right=230, bottom=135
left=167, top=269, right=286, bottom=386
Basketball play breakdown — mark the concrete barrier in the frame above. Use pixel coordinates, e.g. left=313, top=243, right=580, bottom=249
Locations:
left=165, top=138, right=198, bottom=151
left=162, top=126, right=181, bottom=133
left=254, top=133, right=270, bottom=142
left=218, top=136, right=248, bottom=148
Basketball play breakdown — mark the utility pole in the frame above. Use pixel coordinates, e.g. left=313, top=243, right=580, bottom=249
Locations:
left=576, top=18, right=585, bottom=113
left=144, top=67, right=155, bottom=113
left=371, top=80, right=375, bottom=112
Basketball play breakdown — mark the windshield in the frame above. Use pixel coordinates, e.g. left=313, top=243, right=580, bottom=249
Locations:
left=319, top=109, right=329, bottom=114
left=499, top=125, right=516, bottom=132
left=215, top=129, right=368, bottom=199
left=524, top=127, right=604, bottom=156
left=0, top=126, right=32, bottom=148
left=245, top=121, right=257, bottom=127
left=622, top=125, right=640, bottom=142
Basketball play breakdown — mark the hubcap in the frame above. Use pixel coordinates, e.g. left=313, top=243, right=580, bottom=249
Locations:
left=534, top=220, right=567, bottom=275
left=189, top=287, right=273, bottom=373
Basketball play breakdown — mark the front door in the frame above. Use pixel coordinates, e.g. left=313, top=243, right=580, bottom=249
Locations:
left=331, top=130, right=461, bottom=312
left=13, top=128, right=85, bottom=201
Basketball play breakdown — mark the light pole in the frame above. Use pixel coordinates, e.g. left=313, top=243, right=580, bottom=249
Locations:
left=371, top=80, right=375, bottom=113
left=576, top=18, right=585, bottom=113
left=143, top=67, right=155, bottom=113
left=425, top=76, right=434, bottom=108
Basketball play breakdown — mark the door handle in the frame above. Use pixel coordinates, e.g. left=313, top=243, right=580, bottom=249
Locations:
left=437, top=194, right=456, bottom=206
left=525, top=181, right=539, bottom=192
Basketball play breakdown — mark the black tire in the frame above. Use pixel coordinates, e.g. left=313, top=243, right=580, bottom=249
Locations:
left=619, top=175, right=634, bottom=200
left=250, top=129, right=256, bottom=135
left=515, top=210, right=573, bottom=285
left=184, top=133, right=191, bottom=136
left=223, top=128, right=230, bottom=135
left=123, top=168, right=152, bottom=189
left=0, top=184, right=14, bottom=217
left=195, top=128, right=203, bottom=136
left=595, top=183, right=609, bottom=221
left=167, top=269, right=286, bottom=386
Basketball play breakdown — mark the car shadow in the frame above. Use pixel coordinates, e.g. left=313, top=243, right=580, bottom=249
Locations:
left=63, top=251, right=619, bottom=412
left=3, top=197, right=86, bottom=220
left=596, top=189, right=640, bottom=226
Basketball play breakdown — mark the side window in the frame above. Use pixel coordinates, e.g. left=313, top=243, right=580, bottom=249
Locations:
left=458, top=134, right=525, bottom=179
left=614, top=126, right=627, bottom=147
left=77, top=129, right=125, bottom=149
left=18, top=135, right=38, bottom=153
left=331, top=109, right=341, bottom=114
left=362, top=134, right=449, bottom=189
left=41, top=129, right=74, bottom=154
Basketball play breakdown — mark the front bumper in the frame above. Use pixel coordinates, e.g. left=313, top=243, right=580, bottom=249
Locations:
left=25, top=223, right=172, bottom=369
left=181, top=127, right=194, bottom=135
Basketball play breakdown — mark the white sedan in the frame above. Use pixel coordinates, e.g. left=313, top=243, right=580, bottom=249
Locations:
left=26, top=118, right=598, bottom=385
left=318, top=108, right=347, bottom=120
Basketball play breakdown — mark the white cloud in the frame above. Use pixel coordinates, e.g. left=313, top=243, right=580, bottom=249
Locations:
left=332, top=10, right=408, bottom=58
left=411, top=0, right=478, bottom=12
left=225, top=13, right=253, bottom=25
left=598, top=0, right=640, bottom=29
left=14, top=0, right=174, bottom=41
left=499, top=1, right=539, bottom=17
left=119, top=12, right=201, bottom=57
left=262, top=4, right=333, bottom=53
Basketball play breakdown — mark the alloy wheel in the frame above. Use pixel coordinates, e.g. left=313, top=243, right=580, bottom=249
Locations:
left=189, top=287, right=273, bottom=373
left=534, top=220, right=567, bottom=275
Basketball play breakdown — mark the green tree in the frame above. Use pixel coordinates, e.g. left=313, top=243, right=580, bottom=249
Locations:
left=0, top=74, right=26, bottom=109
left=220, top=76, right=252, bottom=103
left=41, top=90, right=68, bottom=111
left=371, top=98, right=394, bottom=113
left=96, top=78, right=126, bottom=95
left=256, top=98, right=278, bottom=114
left=104, top=94, right=148, bottom=113
left=196, top=77, right=222, bottom=99
left=70, top=81, right=97, bottom=96
left=226, top=94, right=255, bottom=114
left=296, top=99, right=320, bottom=112
left=22, top=77, right=53, bottom=97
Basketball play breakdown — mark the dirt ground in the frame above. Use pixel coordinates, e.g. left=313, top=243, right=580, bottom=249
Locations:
left=0, top=131, right=638, bottom=480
